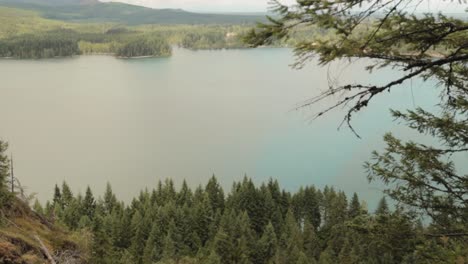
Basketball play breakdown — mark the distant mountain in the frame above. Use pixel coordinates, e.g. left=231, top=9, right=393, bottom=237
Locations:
left=1, top=0, right=99, bottom=5
left=0, top=0, right=266, bottom=25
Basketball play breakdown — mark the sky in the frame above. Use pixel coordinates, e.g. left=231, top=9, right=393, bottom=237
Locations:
left=98, top=0, right=468, bottom=13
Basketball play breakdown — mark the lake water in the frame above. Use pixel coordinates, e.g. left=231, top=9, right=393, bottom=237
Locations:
left=0, top=48, right=443, bottom=205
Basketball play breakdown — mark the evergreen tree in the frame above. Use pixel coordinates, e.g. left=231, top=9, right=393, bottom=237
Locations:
left=61, top=181, right=73, bottom=208
left=303, top=219, right=320, bottom=261
left=52, top=184, right=62, bottom=207
left=162, top=229, right=176, bottom=261
left=82, top=186, right=96, bottom=219
left=258, top=222, right=278, bottom=264
left=162, top=179, right=177, bottom=203
left=142, top=223, right=162, bottom=264
left=212, top=226, right=232, bottom=263
left=375, top=197, right=390, bottom=215
left=177, top=180, right=193, bottom=206
left=193, top=193, right=214, bottom=245
left=130, top=211, right=146, bottom=264
left=235, top=212, right=255, bottom=264
left=62, top=198, right=81, bottom=229
left=367, top=107, right=468, bottom=233
left=348, top=193, right=361, bottom=219
left=279, top=209, right=303, bottom=263
left=103, top=182, right=117, bottom=214
left=206, top=175, right=225, bottom=212
left=91, top=214, right=113, bottom=264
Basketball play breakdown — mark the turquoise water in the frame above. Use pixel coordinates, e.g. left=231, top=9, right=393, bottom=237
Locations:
left=0, top=48, right=445, bottom=205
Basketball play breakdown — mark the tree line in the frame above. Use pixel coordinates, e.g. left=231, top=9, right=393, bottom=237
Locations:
left=23, top=175, right=459, bottom=264
left=0, top=23, right=326, bottom=59
left=0, top=29, right=173, bottom=59
left=0, top=32, right=80, bottom=59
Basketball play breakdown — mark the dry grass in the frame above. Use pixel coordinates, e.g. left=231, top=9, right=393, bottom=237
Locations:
left=0, top=198, right=87, bottom=263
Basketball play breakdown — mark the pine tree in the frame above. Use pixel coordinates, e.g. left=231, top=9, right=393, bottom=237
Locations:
left=303, top=186, right=321, bottom=229
left=53, top=184, right=62, bottom=207
left=177, top=180, right=193, bottom=206
left=130, top=211, right=146, bottom=264
left=375, top=197, right=390, bottom=215
left=61, top=181, right=73, bottom=208
left=258, top=222, right=278, bottom=264
left=91, top=214, right=113, bottom=264
left=62, top=198, right=81, bottom=229
left=367, top=105, right=468, bottom=232
left=82, top=186, right=96, bottom=219
left=193, top=193, right=214, bottom=245
left=235, top=212, right=255, bottom=264
left=212, top=227, right=232, bottom=263
left=348, top=193, right=361, bottom=219
left=143, top=223, right=163, bottom=264
left=162, top=178, right=177, bottom=203
left=303, top=219, right=320, bottom=261
left=206, top=175, right=224, bottom=212
left=178, top=205, right=199, bottom=255
left=279, top=209, right=303, bottom=263
left=103, top=182, right=117, bottom=214
left=212, top=211, right=239, bottom=263
left=162, top=229, right=176, bottom=261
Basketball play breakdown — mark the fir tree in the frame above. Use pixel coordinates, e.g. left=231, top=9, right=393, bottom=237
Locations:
left=348, top=193, right=361, bottom=219
left=61, top=181, right=73, bottom=208
left=177, top=180, right=193, bottom=206
left=91, top=214, right=113, bottom=264
left=206, top=175, right=225, bottom=212
left=130, top=211, right=146, bottom=264
left=53, top=184, right=62, bottom=207
left=303, top=219, right=320, bottom=261
left=143, top=223, right=163, bottom=264
left=258, top=222, right=278, bottom=264
left=82, top=186, right=96, bottom=219
left=375, top=197, right=390, bottom=215
left=103, top=182, right=117, bottom=214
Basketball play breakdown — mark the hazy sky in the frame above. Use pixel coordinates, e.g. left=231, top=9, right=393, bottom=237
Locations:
left=99, top=0, right=468, bottom=13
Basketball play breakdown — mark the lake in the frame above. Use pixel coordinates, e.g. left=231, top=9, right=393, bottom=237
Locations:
left=0, top=48, right=442, bottom=206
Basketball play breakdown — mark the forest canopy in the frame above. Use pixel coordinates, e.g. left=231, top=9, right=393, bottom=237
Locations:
left=33, top=176, right=437, bottom=264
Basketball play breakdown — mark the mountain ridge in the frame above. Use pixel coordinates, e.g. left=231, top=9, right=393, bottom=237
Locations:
left=0, top=0, right=266, bottom=25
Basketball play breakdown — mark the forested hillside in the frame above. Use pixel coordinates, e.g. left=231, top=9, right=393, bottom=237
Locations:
left=2, top=137, right=464, bottom=263
left=0, top=0, right=265, bottom=25
left=0, top=6, right=261, bottom=58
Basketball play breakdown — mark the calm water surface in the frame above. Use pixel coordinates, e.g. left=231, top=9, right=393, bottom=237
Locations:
left=0, top=48, right=442, bottom=205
